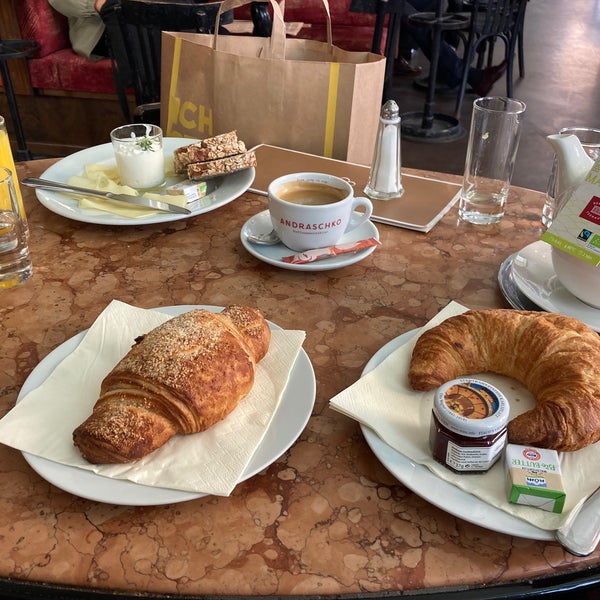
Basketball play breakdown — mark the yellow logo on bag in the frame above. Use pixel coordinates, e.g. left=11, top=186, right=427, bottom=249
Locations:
left=166, top=36, right=213, bottom=138
left=167, top=97, right=214, bottom=138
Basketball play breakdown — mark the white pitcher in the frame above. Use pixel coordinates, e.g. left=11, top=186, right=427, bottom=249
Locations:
left=545, top=133, right=600, bottom=308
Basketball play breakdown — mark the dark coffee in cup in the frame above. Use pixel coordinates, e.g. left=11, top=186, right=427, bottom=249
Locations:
left=276, top=181, right=347, bottom=206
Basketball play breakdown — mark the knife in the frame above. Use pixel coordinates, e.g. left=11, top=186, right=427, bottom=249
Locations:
left=556, top=485, right=600, bottom=556
left=22, top=177, right=191, bottom=215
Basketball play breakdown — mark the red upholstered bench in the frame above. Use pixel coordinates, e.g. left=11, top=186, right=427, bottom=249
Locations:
left=234, top=0, right=386, bottom=54
left=15, top=0, right=116, bottom=94
left=14, top=0, right=381, bottom=95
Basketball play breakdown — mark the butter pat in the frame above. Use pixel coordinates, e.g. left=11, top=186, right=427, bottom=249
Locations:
left=505, top=444, right=566, bottom=513
left=166, top=180, right=208, bottom=202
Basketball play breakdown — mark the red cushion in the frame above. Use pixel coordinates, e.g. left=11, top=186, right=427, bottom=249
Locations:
left=235, top=0, right=378, bottom=25
left=15, top=0, right=70, bottom=58
left=28, top=50, right=117, bottom=94
left=234, top=0, right=376, bottom=27
left=283, top=0, right=377, bottom=26
left=234, top=0, right=382, bottom=53
left=296, top=24, right=385, bottom=53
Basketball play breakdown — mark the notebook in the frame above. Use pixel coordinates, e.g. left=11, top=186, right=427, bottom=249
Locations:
left=249, top=144, right=461, bottom=233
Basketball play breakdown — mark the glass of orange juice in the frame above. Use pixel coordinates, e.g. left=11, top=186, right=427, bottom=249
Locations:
left=0, top=116, right=26, bottom=224
left=0, top=166, right=31, bottom=288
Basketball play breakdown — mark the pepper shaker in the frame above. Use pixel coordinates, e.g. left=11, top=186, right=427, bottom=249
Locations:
left=364, top=99, right=404, bottom=200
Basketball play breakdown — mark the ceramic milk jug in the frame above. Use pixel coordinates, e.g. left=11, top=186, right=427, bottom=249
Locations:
left=546, top=133, right=595, bottom=206
left=546, top=133, right=600, bottom=308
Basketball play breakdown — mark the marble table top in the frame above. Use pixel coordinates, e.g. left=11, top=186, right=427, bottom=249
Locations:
left=0, top=158, right=599, bottom=598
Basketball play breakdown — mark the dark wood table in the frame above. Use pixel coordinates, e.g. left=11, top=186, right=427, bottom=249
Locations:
left=0, top=158, right=599, bottom=599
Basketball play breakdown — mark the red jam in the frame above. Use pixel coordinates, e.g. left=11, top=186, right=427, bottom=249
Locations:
left=430, top=378, right=510, bottom=474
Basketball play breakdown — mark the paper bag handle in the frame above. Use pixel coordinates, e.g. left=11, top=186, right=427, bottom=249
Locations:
left=214, top=0, right=286, bottom=58
left=274, top=0, right=334, bottom=47
left=214, top=0, right=334, bottom=58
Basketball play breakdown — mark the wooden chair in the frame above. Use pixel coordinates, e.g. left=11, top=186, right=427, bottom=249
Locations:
left=371, top=0, right=405, bottom=100
left=453, top=0, right=528, bottom=116
left=101, top=0, right=231, bottom=124
left=0, top=39, right=40, bottom=159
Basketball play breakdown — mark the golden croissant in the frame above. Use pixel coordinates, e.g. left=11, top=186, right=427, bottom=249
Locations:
left=73, top=305, right=271, bottom=463
left=408, top=309, right=600, bottom=451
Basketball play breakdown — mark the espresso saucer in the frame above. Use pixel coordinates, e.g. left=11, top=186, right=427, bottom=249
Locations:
left=240, top=210, right=379, bottom=271
left=510, top=241, right=600, bottom=332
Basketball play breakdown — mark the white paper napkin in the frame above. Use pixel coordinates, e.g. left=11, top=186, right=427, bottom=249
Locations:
left=0, top=301, right=306, bottom=496
left=330, top=301, right=600, bottom=531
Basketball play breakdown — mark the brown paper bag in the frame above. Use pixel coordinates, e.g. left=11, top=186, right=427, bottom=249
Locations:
left=161, top=0, right=386, bottom=166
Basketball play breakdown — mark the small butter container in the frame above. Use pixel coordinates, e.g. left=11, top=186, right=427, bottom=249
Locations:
left=166, top=180, right=208, bottom=202
left=505, top=444, right=566, bottom=513
left=430, top=378, right=509, bottom=474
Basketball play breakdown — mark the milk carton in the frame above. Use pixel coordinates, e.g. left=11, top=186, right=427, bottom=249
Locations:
left=541, top=157, right=600, bottom=266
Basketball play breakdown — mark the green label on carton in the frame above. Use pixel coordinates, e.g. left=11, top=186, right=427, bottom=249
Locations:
left=541, top=158, right=600, bottom=267
left=505, top=445, right=566, bottom=514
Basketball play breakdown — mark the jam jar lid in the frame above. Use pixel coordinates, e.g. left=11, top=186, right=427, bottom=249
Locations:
left=433, top=377, right=510, bottom=438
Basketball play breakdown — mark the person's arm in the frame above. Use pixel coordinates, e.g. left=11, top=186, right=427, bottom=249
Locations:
left=48, top=0, right=104, bottom=18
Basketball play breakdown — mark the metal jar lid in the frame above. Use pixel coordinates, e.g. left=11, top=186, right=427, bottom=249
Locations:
left=433, top=377, right=510, bottom=438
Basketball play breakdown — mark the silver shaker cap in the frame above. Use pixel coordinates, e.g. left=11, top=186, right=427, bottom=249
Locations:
left=381, top=99, right=400, bottom=120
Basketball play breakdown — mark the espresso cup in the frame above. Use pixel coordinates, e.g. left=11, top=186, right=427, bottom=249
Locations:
left=268, top=173, right=373, bottom=251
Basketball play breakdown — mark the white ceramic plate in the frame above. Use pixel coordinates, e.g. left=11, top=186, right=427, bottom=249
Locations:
left=240, top=210, right=380, bottom=271
left=360, top=329, right=553, bottom=541
left=17, top=305, right=315, bottom=506
left=510, top=241, right=600, bottom=332
left=35, top=138, right=255, bottom=226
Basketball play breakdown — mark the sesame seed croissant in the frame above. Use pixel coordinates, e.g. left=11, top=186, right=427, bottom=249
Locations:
left=73, top=305, right=271, bottom=464
left=408, top=309, right=600, bottom=452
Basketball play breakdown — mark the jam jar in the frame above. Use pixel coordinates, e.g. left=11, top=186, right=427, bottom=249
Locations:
left=430, top=377, right=510, bottom=473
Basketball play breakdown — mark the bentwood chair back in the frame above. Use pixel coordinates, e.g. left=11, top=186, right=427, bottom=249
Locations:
left=101, top=0, right=230, bottom=123
left=454, top=0, right=528, bottom=117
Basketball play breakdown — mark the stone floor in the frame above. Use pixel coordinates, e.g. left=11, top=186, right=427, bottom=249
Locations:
left=390, top=0, right=600, bottom=194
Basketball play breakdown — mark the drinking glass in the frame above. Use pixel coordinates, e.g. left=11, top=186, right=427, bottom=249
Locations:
left=110, top=124, right=165, bottom=189
left=458, top=97, right=526, bottom=225
left=542, top=126, right=600, bottom=228
left=0, top=116, right=27, bottom=235
left=0, top=167, right=32, bottom=288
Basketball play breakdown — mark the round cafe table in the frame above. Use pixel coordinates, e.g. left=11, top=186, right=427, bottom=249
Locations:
left=0, top=156, right=599, bottom=599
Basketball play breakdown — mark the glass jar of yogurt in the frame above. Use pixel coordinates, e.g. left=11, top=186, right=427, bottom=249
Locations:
left=110, top=123, right=165, bottom=189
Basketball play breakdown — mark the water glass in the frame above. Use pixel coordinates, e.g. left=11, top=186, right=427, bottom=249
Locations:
left=0, top=167, right=32, bottom=288
left=542, top=126, right=600, bottom=228
left=458, top=97, right=526, bottom=225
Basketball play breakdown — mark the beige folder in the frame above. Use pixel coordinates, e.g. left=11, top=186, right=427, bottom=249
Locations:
left=249, top=144, right=461, bottom=233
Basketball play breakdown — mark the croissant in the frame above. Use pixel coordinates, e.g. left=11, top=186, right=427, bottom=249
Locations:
left=408, top=309, right=600, bottom=452
left=73, top=305, right=271, bottom=463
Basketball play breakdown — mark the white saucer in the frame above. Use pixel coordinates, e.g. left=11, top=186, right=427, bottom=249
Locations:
left=240, top=210, right=380, bottom=271
left=510, top=240, right=600, bottom=332
left=498, top=252, right=543, bottom=311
